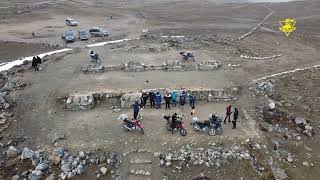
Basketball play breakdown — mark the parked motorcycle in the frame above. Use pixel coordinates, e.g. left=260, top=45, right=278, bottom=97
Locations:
left=164, top=115, right=187, bottom=136
left=118, top=114, right=144, bottom=134
left=192, top=114, right=223, bottom=136
left=208, top=114, right=223, bottom=136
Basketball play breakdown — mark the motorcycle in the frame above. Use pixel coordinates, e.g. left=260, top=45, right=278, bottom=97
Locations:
left=164, top=115, right=187, bottom=136
left=89, top=53, right=101, bottom=65
left=208, top=114, right=223, bottom=136
left=192, top=115, right=223, bottom=136
left=118, top=114, right=144, bottom=134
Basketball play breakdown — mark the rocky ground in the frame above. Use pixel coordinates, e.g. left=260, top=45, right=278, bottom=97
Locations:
left=0, top=0, right=320, bottom=179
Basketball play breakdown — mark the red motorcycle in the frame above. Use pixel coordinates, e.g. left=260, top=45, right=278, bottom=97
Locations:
left=164, top=115, right=187, bottom=136
left=119, top=114, right=144, bottom=134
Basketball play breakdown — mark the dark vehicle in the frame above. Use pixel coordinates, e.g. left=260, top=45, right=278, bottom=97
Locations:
left=192, top=114, right=223, bottom=136
left=78, top=29, right=90, bottom=40
left=164, top=115, right=187, bottom=136
left=89, top=27, right=109, bottom=37
left=62, top=30, right=75, bottom=43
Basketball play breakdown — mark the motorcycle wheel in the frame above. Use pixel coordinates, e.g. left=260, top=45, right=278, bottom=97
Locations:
left=180, top=128, right=187, bottom=136
left=140, top=128, right=145, bottom=134
left=208, top=128, right=216, bottom=136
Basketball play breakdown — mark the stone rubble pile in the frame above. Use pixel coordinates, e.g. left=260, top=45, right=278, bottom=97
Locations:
left=5, top=147, right=121, bottom=180
left=249, top=80, right=275, bottom=96
left=66, top=95, right=95, bottom=111
left=158, top=144, right=251, bottom=169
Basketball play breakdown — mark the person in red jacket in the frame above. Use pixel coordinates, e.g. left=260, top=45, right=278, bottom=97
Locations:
left=224, top=105, right=232, bottom=124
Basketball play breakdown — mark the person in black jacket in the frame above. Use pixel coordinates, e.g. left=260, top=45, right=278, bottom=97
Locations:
left=149, top=91, right=155, bottom=108
left=31, top=56, right=38, bottom=71
left=232, top=108, right=239, bottom=129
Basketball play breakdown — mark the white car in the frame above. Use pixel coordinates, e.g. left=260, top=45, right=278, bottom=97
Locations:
left=66, top=18, right=78, bottom=26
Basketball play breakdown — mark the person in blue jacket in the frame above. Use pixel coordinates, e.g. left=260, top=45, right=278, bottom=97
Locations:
left=171, top=91, right=178, bottom=107
left=132, top=100, right=140, bottom=120
left=155, top=92, right=162, bottom=109
left=189, top=93, right=196, bottom=107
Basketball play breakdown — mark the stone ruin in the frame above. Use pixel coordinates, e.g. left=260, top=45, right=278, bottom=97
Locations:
left=66, top=94, right=95, bottom=111
left=123, top=61, right=145, bottom=72
left=198, top=60, right=221, bottom=71
left=65, top=88, right=234, bottom=110
left=81, top=60, right=221, bottom=73
left=81, top=64, right=105, bottom=73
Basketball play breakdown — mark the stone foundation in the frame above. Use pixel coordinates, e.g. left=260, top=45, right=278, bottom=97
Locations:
left=66, top=95, right=95, bottom=111
left=82, top=60, right=221, bottom=73
left=81, top=64, right=105, bottom=73
left=65, top=88, right=234, bottom=110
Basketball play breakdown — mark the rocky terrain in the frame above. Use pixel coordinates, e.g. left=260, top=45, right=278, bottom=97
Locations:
left=0, top=0, right=320, bottom=179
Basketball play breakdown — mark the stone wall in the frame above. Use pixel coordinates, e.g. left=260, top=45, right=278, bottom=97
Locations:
left=65, top=88, right=234, bottom=110
left=81, top=64, right=105, bottom=73
left=82, top=60, right=221, bottom=73
left=66, top=95, right=95, bottom=111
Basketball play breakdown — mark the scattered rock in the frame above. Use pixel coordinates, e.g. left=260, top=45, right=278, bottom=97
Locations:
left=6, top=146, right=18, bottom=158
left=100, top=167, right=108, bottom=175
left=287, top=153, right=293, bottom=163
left=36, top=162, right=49, bottom=171
left=295, top=117, right=306, bottom=125
left=28, top=170, right=43, bottom=180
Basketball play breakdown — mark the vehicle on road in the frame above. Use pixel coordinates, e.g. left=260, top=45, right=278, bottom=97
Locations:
left=78, top=29, right=90, bottom=40
left=89, top=27, right=109, bottom=37
left=66, top=18, right=78, bottom=26
left=62, top=30, right=75, bottom=43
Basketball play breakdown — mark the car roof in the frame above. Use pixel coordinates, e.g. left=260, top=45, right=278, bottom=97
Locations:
left=78, top=29, right=88, bottom=32
left=66, top=18, right=76, bottom=21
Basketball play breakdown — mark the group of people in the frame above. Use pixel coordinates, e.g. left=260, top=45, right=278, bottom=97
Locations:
left=132, top=91, right=240, bottom=130
left=224, top=104, right=239, bottom=129
left=31, top=56, right=42, bottom=71
left=139, top=90, right=197, bottom=111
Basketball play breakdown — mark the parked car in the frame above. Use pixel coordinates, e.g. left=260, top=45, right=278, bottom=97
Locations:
left=62, top=30, right=75, bottom=43
left=66, top=18, right=78, bottom=26
left=78, top=29, right=90, bottom=40
left=89, top=27, right=108, bottom=37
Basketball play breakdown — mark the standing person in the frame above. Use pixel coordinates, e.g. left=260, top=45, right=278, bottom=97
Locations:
left=179, top=91, right=186, bottom=112
left=164, top=92, right=171, bottom=110
left=140, top=95, right=145, bottom=108
left=224, top=105, right=232, bottom=124
left=171, top=91, right=178, bottom=107
left=189, top=93, right=196, bottom=107
left=31, top=57, right=37, bottom=71
left=132, top=100, right=140, bottom=120
left=232, top=108, right=239, bottom=129
left=142, top=92, right=148, bottom=108
left=149, top=91, right=155, bottom=108
left=155, top=92, right=162, bottom=109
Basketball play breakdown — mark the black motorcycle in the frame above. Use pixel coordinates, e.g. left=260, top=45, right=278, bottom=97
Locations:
left=192, top=114, right=223, bottom=136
